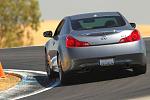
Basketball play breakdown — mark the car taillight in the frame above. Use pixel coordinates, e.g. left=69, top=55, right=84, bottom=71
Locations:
left=119, top=29, right=141, bottom=43
left=66, top=35, right=90, bottom=48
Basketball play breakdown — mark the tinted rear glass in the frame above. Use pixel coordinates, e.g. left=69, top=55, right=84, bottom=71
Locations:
left=71, top=16, right=126, bottom=30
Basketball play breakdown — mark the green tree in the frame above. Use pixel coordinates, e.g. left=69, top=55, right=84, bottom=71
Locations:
left=0, top=0, right=41, bottom=48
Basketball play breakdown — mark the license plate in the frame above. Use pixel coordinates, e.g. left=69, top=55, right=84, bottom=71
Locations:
left=99, top=58, right=114, bottom=66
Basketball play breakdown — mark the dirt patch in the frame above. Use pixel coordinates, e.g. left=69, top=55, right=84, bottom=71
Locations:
left=0, top=73, right=21, bottom=91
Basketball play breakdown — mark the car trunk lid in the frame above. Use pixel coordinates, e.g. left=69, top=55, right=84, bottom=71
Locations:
left=70, top=29, right=133, bottom=46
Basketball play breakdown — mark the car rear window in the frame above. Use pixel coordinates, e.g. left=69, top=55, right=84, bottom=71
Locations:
left=71, top=16, right=126, bottom=30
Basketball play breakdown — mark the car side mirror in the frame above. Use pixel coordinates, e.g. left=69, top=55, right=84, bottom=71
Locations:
left=43, top=31, right=53, bottom=37
left=130, top=23, right=136, bottom=28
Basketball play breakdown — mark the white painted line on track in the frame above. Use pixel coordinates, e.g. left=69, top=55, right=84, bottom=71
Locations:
left=129, top=96, right=150, bottom=100
left=0, top=45, right=44, bottom=50
left=5, top=69, right=47, bottom=74
left=143, top=36, right=150, bottom=38
left=3, top=69, right=60, bottom=100
left=14, top=79, right=60, bottom=100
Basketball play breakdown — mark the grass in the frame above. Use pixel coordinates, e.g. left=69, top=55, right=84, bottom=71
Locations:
left=0, top=73, right=21, bottom=91
left=137, top=25, right=150, bottom=37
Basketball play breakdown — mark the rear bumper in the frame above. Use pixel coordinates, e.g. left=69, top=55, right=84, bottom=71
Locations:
left=71, top=53, right=146, bottom=71
left=61, top=40, right=146, bottom=72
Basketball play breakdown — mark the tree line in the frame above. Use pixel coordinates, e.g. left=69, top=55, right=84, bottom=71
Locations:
left=0, top=0, right=41, bottom=48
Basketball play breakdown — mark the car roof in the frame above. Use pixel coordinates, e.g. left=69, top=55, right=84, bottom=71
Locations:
left=68, top=12, right=121, bottom=20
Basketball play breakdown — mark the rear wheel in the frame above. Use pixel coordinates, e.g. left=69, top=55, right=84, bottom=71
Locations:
left=46, top=65, right=51, bottom=79
left=58, top=55, right=67, bottom=85
left=133, top=65, right=146, bottom=75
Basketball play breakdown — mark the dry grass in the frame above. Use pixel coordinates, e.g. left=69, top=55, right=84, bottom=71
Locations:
left=32, top=20, right=59, bottom=45
left=25, top=20, right=150, bottom=45
left=0, top=73, right=21, bottom=91
left=137, top=25, right=150, bottom=37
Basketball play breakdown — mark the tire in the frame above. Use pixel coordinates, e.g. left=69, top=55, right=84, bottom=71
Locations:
left=133, top=65, right=146, bottom=75
left=46, top=65, right=51, bottom=79
left=58, top=54, right=67, bottom=85
left=58, top=66, right=67, bottom=85
left=45, top=51, right=57, bottom=80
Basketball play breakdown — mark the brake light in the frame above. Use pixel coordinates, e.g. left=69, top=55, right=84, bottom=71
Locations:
left=119, top=29, right=141, bottom=43
left=66, top=35, right=90, bottom=48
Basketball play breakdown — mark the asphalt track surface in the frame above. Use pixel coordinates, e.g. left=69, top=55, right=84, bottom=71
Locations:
left=0, top=37, right=150, bottom=100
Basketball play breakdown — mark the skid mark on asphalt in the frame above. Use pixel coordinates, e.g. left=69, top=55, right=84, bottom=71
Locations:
left=0, top=69, right=59, bottom=100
